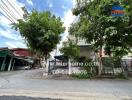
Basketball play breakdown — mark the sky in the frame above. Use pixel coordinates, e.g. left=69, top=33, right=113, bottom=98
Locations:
left=0, top=0, right=76, bottom=56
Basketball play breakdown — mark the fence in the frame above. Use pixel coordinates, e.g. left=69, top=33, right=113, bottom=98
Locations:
left=49, top=59, right=132, bottom=76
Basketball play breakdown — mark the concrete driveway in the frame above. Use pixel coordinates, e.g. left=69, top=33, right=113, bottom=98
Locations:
left=0, top=69, right=132, bottom=100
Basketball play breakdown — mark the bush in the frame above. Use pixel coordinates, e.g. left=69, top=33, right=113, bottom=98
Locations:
left=102, top=57, right=122, bottom=68
left=71, top=72, right=95, bottom=79
left=83, top=58, right=98, bottom=76
left=115, top=73, right=129, bottom=79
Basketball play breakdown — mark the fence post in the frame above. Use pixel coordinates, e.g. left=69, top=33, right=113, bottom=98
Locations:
left=68, top=59, right=71, bottom=75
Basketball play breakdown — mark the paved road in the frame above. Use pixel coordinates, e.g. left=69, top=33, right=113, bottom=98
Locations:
left=0, top=96, right=61, bottom=100
left=0, top=69, right=132, bottom=100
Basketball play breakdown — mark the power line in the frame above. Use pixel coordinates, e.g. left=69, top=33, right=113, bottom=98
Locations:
left=0, top=5, right=16, bottom=22
left=1, top=0, right=18, bottom=21
left=6, top=0, right=23, bottom=18
left=0, top=11, right=14, bottom=23
left=0, top=5, right=15, bottom=23
left=0, top=0, right=25, bottom=24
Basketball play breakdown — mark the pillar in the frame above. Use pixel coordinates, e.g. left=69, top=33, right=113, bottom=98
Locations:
left=8, top=57, right=13, bottom=71
left=68, top=59, right=71, bottom=75
left=1, top=56, right=6, bottom=71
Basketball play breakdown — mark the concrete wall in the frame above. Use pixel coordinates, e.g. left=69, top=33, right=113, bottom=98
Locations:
left=79, top=45, right=95, bottom=59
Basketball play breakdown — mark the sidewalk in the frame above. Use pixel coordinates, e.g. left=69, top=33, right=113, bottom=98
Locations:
left=0, top=89, right=132, bottom=100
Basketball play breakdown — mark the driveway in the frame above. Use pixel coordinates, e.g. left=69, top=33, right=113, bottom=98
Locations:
left=0, top=69, right=132, bottom=100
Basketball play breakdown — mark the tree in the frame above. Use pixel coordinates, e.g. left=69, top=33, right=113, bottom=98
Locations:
left=71, top=0, right=132, bottom=75
left=60, top=39, right=80, bottom=75
left=12, top=10, right=65, bottom=65
left=60, top=39, right=80, bottom=59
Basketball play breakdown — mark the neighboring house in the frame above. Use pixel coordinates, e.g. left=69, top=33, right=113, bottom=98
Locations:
left=11, top=48, right=32, bottom=58
left=0, top=47, right=33, bottom=71
left=68, top=35, right=95, bottom=60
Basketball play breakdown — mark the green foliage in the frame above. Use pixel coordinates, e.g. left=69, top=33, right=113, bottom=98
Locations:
left=115, top=73, right=129, bottom=79
left=83, top=58, right=98, bottom=76
left=102, top=57, right=114, bottom=68
left=71, top=0, right=132, bottom=58
left=113, top=58, right=122, bottom=68
left=60, top=39, right=80, bottom=59
left=102, top=57, right=122, bottom=68
left=12, top=10, right=65, bottom=59
left=71, top=72, right=94, bottom=79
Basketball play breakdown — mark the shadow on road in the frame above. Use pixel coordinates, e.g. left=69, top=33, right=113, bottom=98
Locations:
left=0, top=96, right=63, bottom=100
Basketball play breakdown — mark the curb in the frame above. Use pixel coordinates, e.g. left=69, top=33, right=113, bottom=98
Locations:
left=0, top=89, right=132, bottom=100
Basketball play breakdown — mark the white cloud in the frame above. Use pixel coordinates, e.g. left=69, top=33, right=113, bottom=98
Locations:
left=62, top=10, right=76, bottom=38
left=72, top=0, right=76, bottom=7
left=5, top=42, right=17, bottom=48
left=5, top=41, right=27, bottom=49
left=0, top=30, right=22, bottom=41
left=14, top=0, right=25, bottom=7
left=26, top=0, right=33, bottom=6
left=0, top=16, right=12, bottom=25
left=15, top=41, right=27, bottom=48
left=49, top=3, right=53, bottom=8
left=53, top=10, right=76, bottom=56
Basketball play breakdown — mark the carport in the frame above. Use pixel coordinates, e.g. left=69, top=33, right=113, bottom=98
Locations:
left=0, top=49, right=14, bottom=71
left=0, top=49, right=33, bottom=71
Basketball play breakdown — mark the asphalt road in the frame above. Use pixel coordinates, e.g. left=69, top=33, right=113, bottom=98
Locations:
left=0, top=96, right=61, bottom=100
left=0, top=69, right=132, bottom=100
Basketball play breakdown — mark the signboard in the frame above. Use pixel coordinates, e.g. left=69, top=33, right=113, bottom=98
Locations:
left=111, top=0, right=124, bottom=16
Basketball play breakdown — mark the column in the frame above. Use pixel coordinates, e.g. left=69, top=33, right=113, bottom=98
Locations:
left=8, top=57, right=13, bottom=71
left=68, top=59, right=71, bottom=75
left=1, top=56, right=6, bottom=71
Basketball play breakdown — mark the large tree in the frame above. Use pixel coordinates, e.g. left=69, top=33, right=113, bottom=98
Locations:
left=12, top=10, right=65, bottom=62
left=71, top=0, right=132, bottom=75
left=72, top=0, right=132, bottom=58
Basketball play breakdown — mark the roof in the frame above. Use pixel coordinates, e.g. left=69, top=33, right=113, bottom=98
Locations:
left=10, top=48, right=32, bottom=57
left=0, top=49, right=14, bottom=57
left=0, top=47, right=8, bottom=51
left=11, top=48, right=28, bottom=51
left=0, top=47, right=32, bottom=58
left=54, top=55, right=68, bottom=61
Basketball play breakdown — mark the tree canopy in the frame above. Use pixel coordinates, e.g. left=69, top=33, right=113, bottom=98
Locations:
left=12, top=10, right=65, bottom=59
left=60, top=39, right=80, bottom=59
left=71, top=0, right=132, bottom=58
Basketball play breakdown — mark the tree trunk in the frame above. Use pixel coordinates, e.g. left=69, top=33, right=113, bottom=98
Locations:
left=45, top=55, right=50, bottom=75
left=38, top=58, right=42, bottom=68
left=98, top=46, right=103, bottom=76
left=37, top=54, right=42, bottom=68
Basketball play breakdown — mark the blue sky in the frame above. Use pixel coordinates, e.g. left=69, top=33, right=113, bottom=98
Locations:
left=0, top=0, right=76, bottom=50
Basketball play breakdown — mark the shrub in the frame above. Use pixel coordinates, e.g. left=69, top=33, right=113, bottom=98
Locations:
left=102, top=57, right=122, bottom=68
left=83, top=58, right=98, bottom=76
left=115, top=73, right=129, bottom=79
left=71, top=72, right=94, bottom=79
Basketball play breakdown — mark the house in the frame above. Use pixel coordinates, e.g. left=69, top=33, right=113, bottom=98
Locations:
left=0, top=47, right=33, bottom=71
left=68, top=35, right=95, bottom=60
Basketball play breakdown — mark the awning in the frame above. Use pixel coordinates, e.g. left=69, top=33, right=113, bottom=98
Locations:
left=54, top=55, right=68, bottom=61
